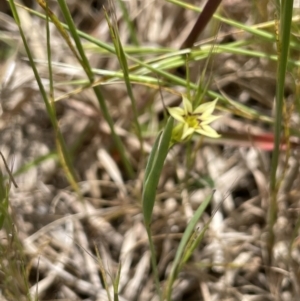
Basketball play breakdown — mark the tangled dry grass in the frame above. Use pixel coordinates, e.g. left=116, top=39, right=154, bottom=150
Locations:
left=1, top=1, right=300, bottom=301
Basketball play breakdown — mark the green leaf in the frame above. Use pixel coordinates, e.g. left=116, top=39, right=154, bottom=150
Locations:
left=165, top=190, right=214, bottom=300
left=142, top=117, right=173, bottom=226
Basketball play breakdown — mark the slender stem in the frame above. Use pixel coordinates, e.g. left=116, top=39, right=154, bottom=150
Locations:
left=269, top=0, right=294, bottom=263
left=146, top=227, right=162, bottom=301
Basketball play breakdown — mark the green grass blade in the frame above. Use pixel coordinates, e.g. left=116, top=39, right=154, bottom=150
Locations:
left=142, top=117, right=173, bottom=301
left=113, top=264, right=121, bottom=301
left=193, top=39, right=217, bottom=108
left=94, top=245, right=112, bottom=301
left=271, top=1, right=294, bottom=189
left=182, top=198, right=222, bottom=264
left=104, top=7, right=143, bottom=151
left=142, top=117, right=174, bottom=226
left=8, top=0, right=80, bottom=197
left=56, top=0, right=134, bottom=177
left=146, top=226, right=162, bottom=301
left=54, top=0, right=91, bottom=77
left=45, top=1, right=54, bottom=98
left=165, top=191, right=214, bottom=300
left=44, top=1, right=78, bottom=195
left=37, top=0, right=83, bottom=65
left=15, top=4, right=300, bottom=97
left=116, top=0, right=139, bottom=46
left=0, top=170, right=8, bottom=230
left=143, top=132, right=162, bottom=185
left=269, top=0, right=294, bottom=263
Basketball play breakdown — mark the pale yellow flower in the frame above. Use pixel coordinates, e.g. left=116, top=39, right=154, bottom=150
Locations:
left=168, top=96, right=220, bottom=142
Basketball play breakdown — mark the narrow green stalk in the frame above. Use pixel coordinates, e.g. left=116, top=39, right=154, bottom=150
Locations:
left=113, top=264, right=121, bottom=301
left=45, top=1, right=79, bottom=194
left=45, top=1, right=54, bottom=98
left=14, top=4, right=300, bottom=87
left=95, top=245, right=112, bottom=301
left=193, top=40, right=217, bottom=108
left=104, top=8, right=143, bottom=155
left=146, top=227, right=162, bottom=301
left=142, top=117, right=174, bottom=226
left=0, top=170, right=8, bottom=230
left=271, top=1, right=294, bottom=189
left=142, top=118, right=173, bottom=300
left=8, top=0, right=81, bottom=197
left=269, top=0, right=294, bottom=263
left=165, top=192, right=213, bottom=300
left=116, top=0, right=139, bottom=46
left=19, top=3, right=300, bottom=54
left=12, top=153, right=57, bottom=178
left=56, top=0, right=134, bottom=177
left=37, top=0, right=83, bottom=64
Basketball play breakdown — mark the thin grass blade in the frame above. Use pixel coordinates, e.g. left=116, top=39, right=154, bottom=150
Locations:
left=116, top=0, right=139, bottom=46
left=143, top=132, right=162, bottom=185
left=142, top=117, right=173, bottom=227
left=269, top=0, right=294, bottom=263
left=104, top=6, right=142, bottom=150
left=0, top=170, right=8, bottom=230
left=113, top=264, right=122, bottom=301
left=56, top=0, right=134, bottom=177
left=8, top=0, right=81, bottom=197
left=165, top=190, right=214, bottom=300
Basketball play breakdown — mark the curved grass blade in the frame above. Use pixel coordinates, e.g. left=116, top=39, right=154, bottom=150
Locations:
left=8, top=0, right=81, bottom=197
left=116, top=0, right=139, bottom=46
left=142, top=117, right=174, bottom=227
left=37, top=0, right=83, bottom=64
left=0, top=170, right=8, bottom=230
left=142, top=117, right=173, bottom=301
left=182, top=194, right=221, bottom=263
left=143, top=132, right=162, bottom=186
left=54, top=0, right=134, bottom=177
left=104, top=6, right=142, bottom=153
left=165, top=190, right=214, bottom=300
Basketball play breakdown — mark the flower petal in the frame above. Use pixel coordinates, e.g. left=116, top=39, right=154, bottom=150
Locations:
left=194, top=99, right=218, bottom=116
left=168, top=107, right=185, bottom=122
left=200, top=115, right=220, bottom=125
left=195, top=125, right=220, bottom=138
left=182, top=124, right=195, bottom=140
left=182, top=96, right=193, bottom=115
